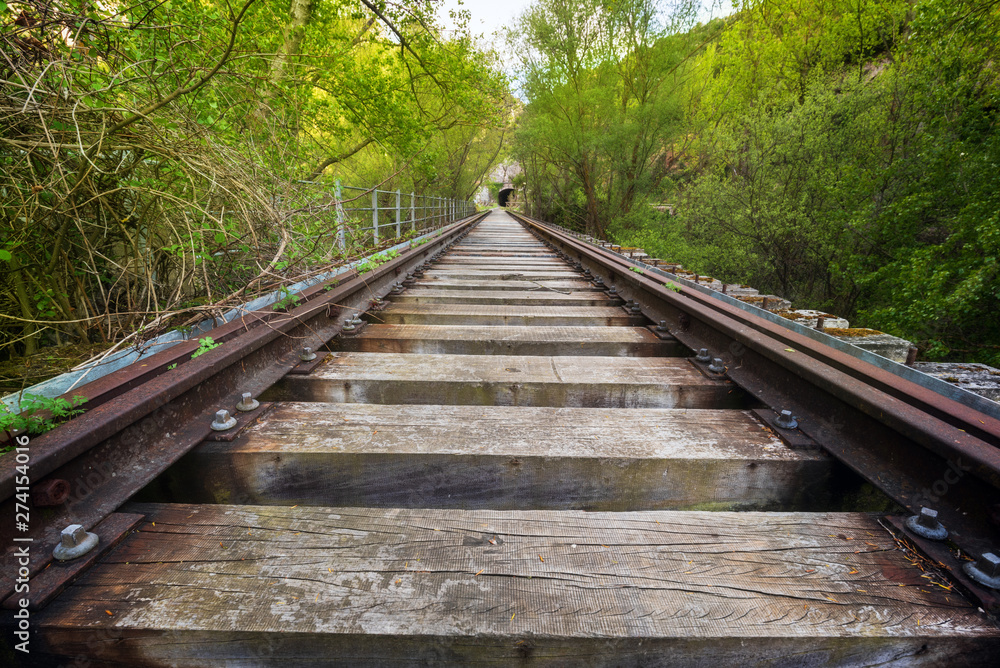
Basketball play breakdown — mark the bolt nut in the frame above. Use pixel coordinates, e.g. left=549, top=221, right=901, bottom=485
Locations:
left=905, top=507, right=948, bottom=541
left=342, top=321, right=357, bottom=333
left=607, top=286, right=617, bottom=295
left=630, top=304, right=642, bottom=316
left=707, top=357, right=726, bottom=374
left=300, top=347, right=317, bottom=361
left=656, top=320, right=669, bottom=332
left=695, top=348, right=712, bottom=363
left=964, top=552, right=1000, bottom=589
left=211, top=409, right=237, bottom=431
left=236, top=392, right=260, bottom=412
left=53, top=524, right=99, bottom=561
left=775, top=410, right=798, bottom=430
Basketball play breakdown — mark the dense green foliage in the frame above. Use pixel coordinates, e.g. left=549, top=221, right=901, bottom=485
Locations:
left=511, top=0, right=1000, bottom=365
left=1, top=0, right=509, bottom=364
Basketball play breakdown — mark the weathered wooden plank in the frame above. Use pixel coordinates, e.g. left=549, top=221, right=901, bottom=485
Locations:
left=448, top=249, right=556, bottom=256
left=423, top=269, right=583, bottom=280
left=374, top=304, right=634, bottom=326
left=264, top=352, right=739, bottom=408
left=411, top=277, right=604, bottom=291
left=431, top=257, right=566, bottom=265
left=32, top=504, right=1000, bottom=666
left=157, top=403, right=832, bottom=511
left=389, top=289, right=611, bottom=306
left=338, top=324, right=680, bottom=356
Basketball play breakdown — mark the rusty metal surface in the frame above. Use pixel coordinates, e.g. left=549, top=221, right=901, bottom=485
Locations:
left=512, top=212, right=1000, bottom=605
left=1, top=512, right=144, bottom=611
left=884, top=515, right=1000, bottom=614
left=0, top=213, right=485, bottom=602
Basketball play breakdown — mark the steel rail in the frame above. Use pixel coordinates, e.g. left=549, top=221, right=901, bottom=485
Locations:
left=0, top=213, right=485, bottom=602
left=511, top=211, right=1000, bottom=610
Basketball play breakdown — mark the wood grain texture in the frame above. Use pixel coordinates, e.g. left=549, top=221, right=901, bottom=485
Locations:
left=32, top=504, right=1000, bottom=666
left=374, top=303, right=634, bottom=326
left=423, top=269, right=583, bottom=280
left=411, top=277, right=604, bottom=291
left=338, top=324, right=680, bottom=356
left=390, top=289, right=611, bottom=306
left=157, top=402, right=832, bottom=511
left=431, top=257, right=566, bottom=264
left=263, top=352, right=741, bottom=408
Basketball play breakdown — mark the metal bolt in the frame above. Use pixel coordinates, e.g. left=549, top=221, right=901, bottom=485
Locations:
left=629, top=303, right=642, bottom=316
left=211, top=409, right=237, bottom=431
left=906, top=346, right=919, bottom=366
left=815, top=315, right=826, bottom=331
left=351, top=314, right=363, bottom=325
left=236, top=392, right=259, bottom=412
left=607, top=286, right=617, bottom=295
left=708, top=357, right=726, bottom=374
left=695, top=348, right=711, bottom=363
left=905, top=507, right=948, bottom=541
left=342, top=321, right=357, bottom=333
left=964, top=552, right=1000, bottom=589
left=53, top=524, right=99, bottom=561
left=593, top=277, right=605, bottom=288
left=775, top=410, right=798, bottom=430
left=656, top=320, right=669, bottom=332
left=721, top=284, right=728, bottom=294
left=300, top=347, right=317, bottom=361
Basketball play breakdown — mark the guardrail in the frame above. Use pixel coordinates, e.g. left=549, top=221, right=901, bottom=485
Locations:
left=309, top=181, right=475, bottom=249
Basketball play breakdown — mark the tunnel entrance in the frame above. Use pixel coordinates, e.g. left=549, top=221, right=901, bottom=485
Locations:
left=498, top=187, right=515, bottom=207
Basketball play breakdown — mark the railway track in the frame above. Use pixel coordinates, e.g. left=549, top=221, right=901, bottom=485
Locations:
left=4, top=209, right=1000, bottom=665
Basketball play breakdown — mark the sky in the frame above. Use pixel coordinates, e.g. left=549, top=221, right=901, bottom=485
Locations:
left=436, top=0, right=735, bottom=42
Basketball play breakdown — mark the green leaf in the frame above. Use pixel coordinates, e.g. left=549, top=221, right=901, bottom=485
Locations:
left=0, top=250, right=11, bottom=262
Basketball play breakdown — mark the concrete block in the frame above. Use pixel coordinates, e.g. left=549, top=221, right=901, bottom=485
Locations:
left=777, top=309, right=850, bottom=330
left=826, top=329, right=913, bottom=363
left=913, top=362, right=1000, bottom=403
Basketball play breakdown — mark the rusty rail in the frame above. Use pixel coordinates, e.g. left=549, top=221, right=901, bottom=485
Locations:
left=509, top=211, right=1000, bottom=611
left=0, top=213, right=486, bottom=602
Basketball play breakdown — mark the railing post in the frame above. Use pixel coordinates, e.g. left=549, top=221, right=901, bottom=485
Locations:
left=395, top=189, right=401, bottom=238
left=372, top=189, right=379, bottom=245
left=410, top=192, right=416, bottom=232
left=334, top=179, right=345, bottom=253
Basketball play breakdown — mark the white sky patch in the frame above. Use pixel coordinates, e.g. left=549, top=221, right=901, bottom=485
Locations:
left=436, top=0, right=735, bottom=41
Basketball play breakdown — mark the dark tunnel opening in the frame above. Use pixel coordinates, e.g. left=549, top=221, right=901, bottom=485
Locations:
left=498, top=188, right=515, bottom=207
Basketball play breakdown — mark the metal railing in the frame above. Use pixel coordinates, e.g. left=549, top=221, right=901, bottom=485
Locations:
left=319, top=182, right=475, bottom=250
